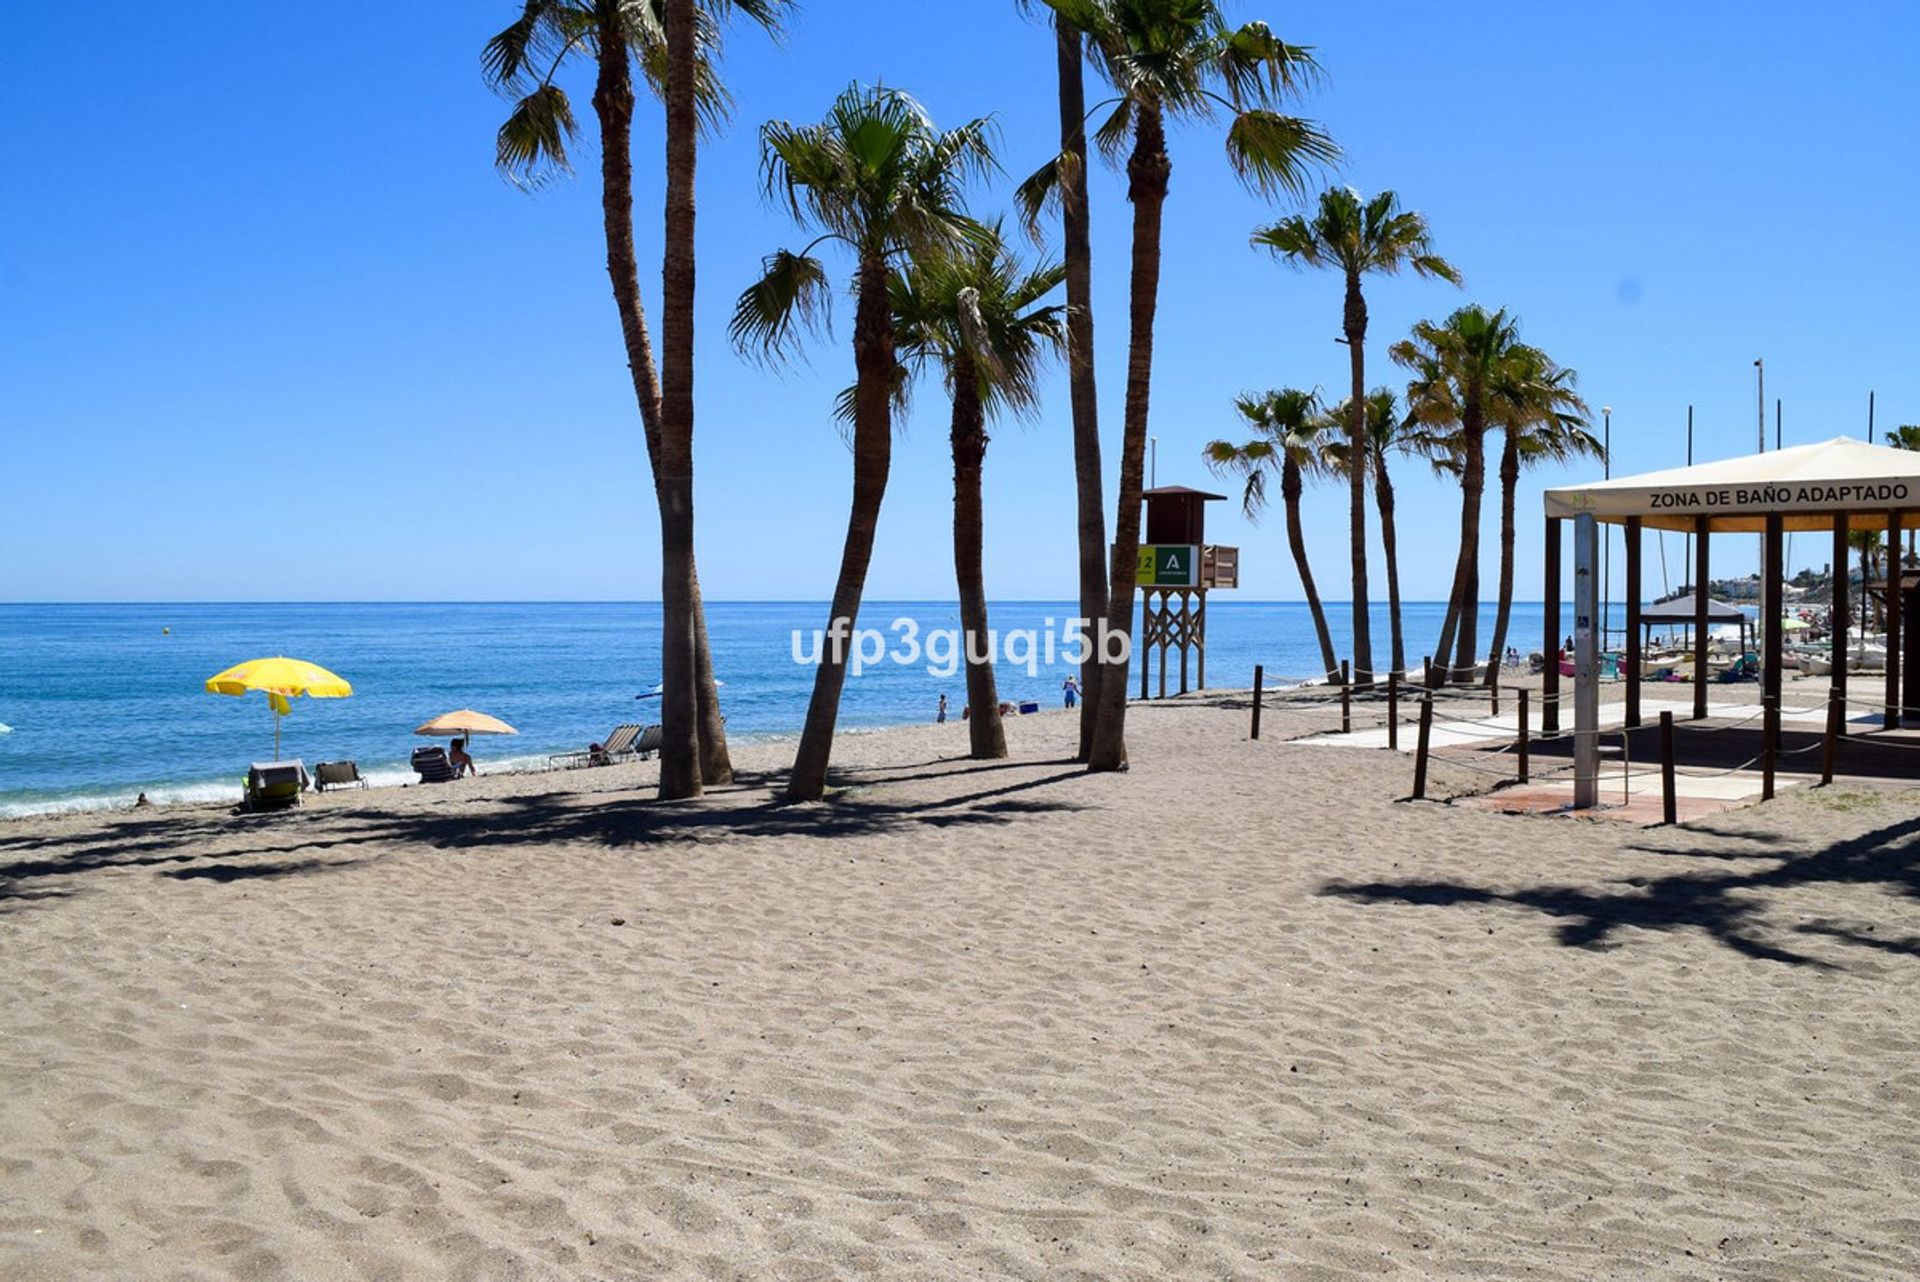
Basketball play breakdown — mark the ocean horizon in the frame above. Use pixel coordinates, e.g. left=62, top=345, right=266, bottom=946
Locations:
left=1, top=599, right=1591, bottom=818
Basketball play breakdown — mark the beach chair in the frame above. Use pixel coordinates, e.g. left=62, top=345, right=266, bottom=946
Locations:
left=548, top=723, right=644, bottom=771
left=313, top=760, right=366, bottom=792
left=411, top=746, right=457, bottom=783
left=633, top=723, right=663, bottom=761
left=243, top=760, right=308, bottom=812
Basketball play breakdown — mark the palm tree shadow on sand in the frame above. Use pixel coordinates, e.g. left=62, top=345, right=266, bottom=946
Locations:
left=1322, top=813, right=1920, bottom=969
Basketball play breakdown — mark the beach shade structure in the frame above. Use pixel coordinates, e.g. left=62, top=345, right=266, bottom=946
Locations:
left=204, top=657, right=353, bottom=761
left=1639, top=592, right=1753, bottom=652
left=1542, top=436, right=1920, bottom=807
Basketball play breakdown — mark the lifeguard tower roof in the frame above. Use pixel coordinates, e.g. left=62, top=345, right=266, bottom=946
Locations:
left=1142, top=486, right=1225, bottom=545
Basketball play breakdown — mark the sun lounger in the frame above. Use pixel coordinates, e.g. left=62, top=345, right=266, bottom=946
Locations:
left=313, top=760, right=366, bottom=792
left=548, top=723, right=650, bottom=771
left=633, top=723, right=663, bottom=760
left=411, top=746, right=457, bottom=783
left=244, top=760, right=309, bottom=812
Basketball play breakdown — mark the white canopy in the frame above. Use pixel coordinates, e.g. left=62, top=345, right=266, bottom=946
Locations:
left=1543, top=436, right=1920, bottom=533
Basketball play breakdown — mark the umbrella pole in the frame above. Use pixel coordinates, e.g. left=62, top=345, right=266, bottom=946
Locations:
left=274, top=702, right=281, bottom=762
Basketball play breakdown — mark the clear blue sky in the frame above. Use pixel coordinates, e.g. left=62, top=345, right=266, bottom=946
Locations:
left=5, top=2, right=1917, bottom=603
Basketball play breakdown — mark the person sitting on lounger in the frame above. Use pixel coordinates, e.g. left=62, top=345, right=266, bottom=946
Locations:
left=449, top=737, right=475, bottom=777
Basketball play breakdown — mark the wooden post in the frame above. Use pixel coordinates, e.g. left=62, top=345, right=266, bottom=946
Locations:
left=1195, top=591, right=1207, bottom=690
left=1821, top=687, right=1840, bottom=786
left=1423, top=655, right=1434, bottom=689
left=1490, top=668, right=1500, bottom=718
left=1886, top=509, right=1903, bottom=730
left=1543, top=516, right=1561, bottom=736
left=1832, top=516, right=1850, bottom=709
left=1412, top=695, right=1433, bottom=800
left=1340, top=659, right=1352, bottom=735
left=1625, top=516, right=1643, bottom=728
left=1660, top=710, right=1676, bottom=825
left=1517, top=688, right=1530, bottom=782
left=1762, top=693, right=1778, bottom=801
left=1693, top=514, right=1711, bottom=721
left=1387, top=670, right=1400, bottom=750
left=1250, top=664, right=1264, bottom=741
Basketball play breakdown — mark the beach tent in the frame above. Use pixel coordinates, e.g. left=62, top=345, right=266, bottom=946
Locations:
left=1639, top=592, right=1753, bottom=651
left=1539, top=437, right=1920, bottom=807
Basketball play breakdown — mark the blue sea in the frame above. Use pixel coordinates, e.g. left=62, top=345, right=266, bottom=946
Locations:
left=0, top=600, right=1562, bottom=817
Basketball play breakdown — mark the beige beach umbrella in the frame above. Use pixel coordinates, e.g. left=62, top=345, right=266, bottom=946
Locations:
left=414, top=710, right=519, bottom=739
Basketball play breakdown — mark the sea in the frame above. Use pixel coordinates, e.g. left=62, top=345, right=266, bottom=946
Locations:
left=0, top=600, right=1570, bottom=818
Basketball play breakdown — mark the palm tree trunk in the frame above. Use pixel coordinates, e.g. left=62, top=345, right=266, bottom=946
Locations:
left=1055, top=20, right=1106, bottom=762
left=689, top=570, right=730, bottom=783
left=1374, top=450, right=1406, bottom=678
left=590, top=21, right=731, bottom=786
left=1449, top=417, right=1488, bottom=683
left=1483, top=430, right=1520, bottom=687
left=950, top=361, right=1006, bottom=760
left=656, top=0, right=700, bottom=799
left=786, top=254, right=894, bottom=801
left=1283, top=458, right=1339, bottom=682
left=1343, top=273, right=1372, bottom=686
left=1088, top=104, right=1170, bottom=773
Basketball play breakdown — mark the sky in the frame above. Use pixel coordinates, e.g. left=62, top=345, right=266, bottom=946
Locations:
left=5, top=2, right=1918, bottom=604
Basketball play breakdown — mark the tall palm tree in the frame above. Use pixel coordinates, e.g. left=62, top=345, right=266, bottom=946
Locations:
left=731, top=84, right=996, bottom=802
left=1253, top=188, right=1460, bottom=688
left=1047, top=0, right=1335, bottom=771
left=1393, top=305, right=1524, bottom=684
left=1204, top=389, right=1340, bottom=683
left=1014, top=3, right=1108, bottom=763
left=1322, top=389, right=1411, bottom=678
left=890, top=230, right=1068, bottom=759
left=1484, top=350, right=1596, bottom=686
left=485, top=0, right=786, bottom=795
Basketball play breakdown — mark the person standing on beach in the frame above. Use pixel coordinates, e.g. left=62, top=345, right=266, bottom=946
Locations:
left=936, top=694, right=948, bottom=724
left=1063, top=676, right=1079, bottom=709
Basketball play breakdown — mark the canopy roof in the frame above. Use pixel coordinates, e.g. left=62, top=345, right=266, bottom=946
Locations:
left=1543, top=436, right=1920, bottom=532
left=1639, top=592, right=1748, bottom=624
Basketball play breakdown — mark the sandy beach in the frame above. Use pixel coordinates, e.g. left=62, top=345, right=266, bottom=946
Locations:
left=3, top=695, right=1919, bottom=1280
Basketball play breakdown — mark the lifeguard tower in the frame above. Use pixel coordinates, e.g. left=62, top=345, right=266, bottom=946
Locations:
left=1135, top=486, right=1238, bottom=698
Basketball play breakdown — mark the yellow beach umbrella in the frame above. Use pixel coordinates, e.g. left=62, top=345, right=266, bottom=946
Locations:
left=414, top=710, right=518, bottom=738
left=205, top=656, right=353, bottom=760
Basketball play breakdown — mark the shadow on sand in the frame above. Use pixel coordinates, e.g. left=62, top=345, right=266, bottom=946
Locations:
left=1323, top=813, right=1920, bottom=968
left=0, top=756, right=1090, bottom=908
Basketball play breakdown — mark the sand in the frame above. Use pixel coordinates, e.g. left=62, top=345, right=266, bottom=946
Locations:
left=3, top=695, right=1919, bottom=1280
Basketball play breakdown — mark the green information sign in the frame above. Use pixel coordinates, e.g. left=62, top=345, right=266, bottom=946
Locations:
left=1137, top=544, right=1197, bottom=587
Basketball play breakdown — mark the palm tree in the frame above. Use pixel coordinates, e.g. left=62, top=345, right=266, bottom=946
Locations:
left=1253, top=188, right=1460, bottom=688
left=1322, top=389, right=1410, bottom=678
left=1393, top=305, right=1524, bottom=685
left=1047, top=0, right=1335, bottom=770
left=1483, top=350, right=1596, bottom=686
left=1889, top=426, right=1920, bottom=561
left=485, top=0, right=786, bottom=795
left=731, top=84, right=996, bottom=802
left=1204, top=389, right=1340, bottom=683
left=890, top=230, right=1068, bottom=759
left=1014, top=4, right=1108, bottom=763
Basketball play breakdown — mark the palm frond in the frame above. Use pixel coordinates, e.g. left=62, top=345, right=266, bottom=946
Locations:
left=1224, top=110, right=1338, bottom=198
left=729, top=249, right=831, bottom=361
left=495, top=83, right=579, bottom=186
